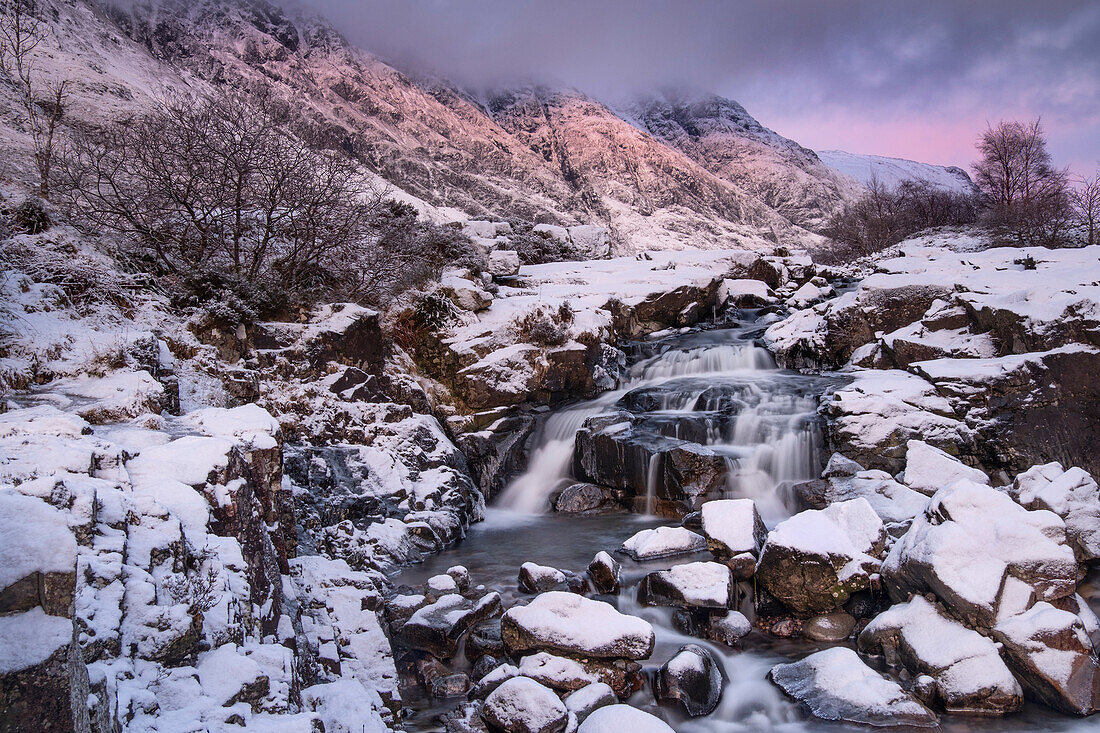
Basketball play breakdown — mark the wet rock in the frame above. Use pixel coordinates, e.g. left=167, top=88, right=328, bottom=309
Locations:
left=564, top=682, right=617, bottom=723
left=705, top=612, right=752, bottom=646
left=471, top=663, right=521, bottom=699
left=993, top=602, right=1100, bottom=715
left=755, top=498, right=886, bottom=615
left=395, top=592, right=503, bottom=659
left=655, top=644, right=723, bottom=717
left=518, top=562, right=586, bottom=594
left=417, top=655, right=471, bottom=699
left=501, top=592, right=655, bottom=661
left=466, top=618, right=505, bottom=662
left=802, top=611, right=856, bottom=642
left=577, top=704, right=674, bottom=733
left=638, top=562, right=732, bottom=610
left=448, top=565, right=472, bottom=593
left=554, top=483, right=608, bottom=514
left=858, top=596, right=1023, bottom=715
left=587, top=552, right=621, bottom=595
left=620, top=526, right=707, bottom=561
left=769, top=647, right=938, bottom=728
left=472, top=655, right=503, bottom=683
left=699, top=498, right=767, bottom=560
left=443, top=702, right=491, bottom=733
left=483, top=676, right=569, bottom=733
left=519, top=652, right=598, bottom=691
left=899, top=440, right=989, bottom=496
left=881, top=480, right=1077, bottom=629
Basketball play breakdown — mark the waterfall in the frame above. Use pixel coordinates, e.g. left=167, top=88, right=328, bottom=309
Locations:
left=645, top=453, right=661, bottom=515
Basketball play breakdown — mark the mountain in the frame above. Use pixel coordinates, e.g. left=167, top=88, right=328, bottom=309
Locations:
left=6, top=0, right=867, bottom=253
left=817, top=149, right=978, bottom=195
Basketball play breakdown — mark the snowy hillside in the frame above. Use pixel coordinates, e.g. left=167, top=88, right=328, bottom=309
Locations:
left=817, top=149, right=977, bottom=194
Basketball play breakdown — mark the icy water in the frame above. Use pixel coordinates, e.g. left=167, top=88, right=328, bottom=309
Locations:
left=393, top=320, right=1100, bottom=732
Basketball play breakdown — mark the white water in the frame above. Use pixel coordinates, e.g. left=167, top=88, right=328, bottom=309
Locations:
left=497, top=328, right=825, bottom=519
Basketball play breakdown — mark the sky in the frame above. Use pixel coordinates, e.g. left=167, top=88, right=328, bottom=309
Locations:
left=302, top=0, right=1100, bottom=173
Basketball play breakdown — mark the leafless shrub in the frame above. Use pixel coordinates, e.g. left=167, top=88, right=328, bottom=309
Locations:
left=512, top=302, right=573, bottom=347
left=162, top=548, right=220, bottom=615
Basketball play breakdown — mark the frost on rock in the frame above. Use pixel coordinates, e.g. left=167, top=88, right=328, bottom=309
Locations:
left=1008, top=463, right=1100, bottom=563
left=993, top=602, right=1100, bottom=715
left=858, top=596, right=1023, bottom=715
left=619, top=526, right=707, bottom=561
left=899, top=440, right=989, bottom=497
left=502, top=592, right=655, bottom=660
left=882, top=480, right=1078, bottom=629
left=755, top=498, right=887, bottom=614
left=769, top=647, right=937, bottom=728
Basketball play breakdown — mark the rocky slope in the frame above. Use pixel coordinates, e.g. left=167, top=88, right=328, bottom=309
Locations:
left=817, top=149, right=978, bottom=194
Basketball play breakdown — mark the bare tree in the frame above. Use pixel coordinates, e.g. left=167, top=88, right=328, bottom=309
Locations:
left=972, top=119, right=1073, bottom=246
left=0, top=0, right=69, bottom=199
left=1072, top=172, right=1100, bottom=246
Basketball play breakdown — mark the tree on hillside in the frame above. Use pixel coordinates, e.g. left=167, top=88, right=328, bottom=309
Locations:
left=0, top=0, right=69, bottom=199
left=972, top=119, right=1074, bottom=246
left=1072, top=172, right=1099, bottom=246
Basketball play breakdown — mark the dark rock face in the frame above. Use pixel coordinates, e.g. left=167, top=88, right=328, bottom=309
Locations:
left=0, top=632, right=76, bottom=733
left=655, top=644, right=724, bottom=717
left=587, top=552, right=621, bottom=595
left=465, top=619, right=505, bottom=662
left=554, top=483, right=608, bottom=514
left=457, top=415, right=537, bottom=499
left=0, top=571, right=75, bottom=617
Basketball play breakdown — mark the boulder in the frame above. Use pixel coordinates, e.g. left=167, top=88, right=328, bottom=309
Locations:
left=620, top=526, right=707, bottom=561
left=769, top=647, right=938, bottom=728
left=488, top=250, right=522, bottom=278
left=518, top=562, right=586, bottom=595
left=587, top=552, right=621, bottom=595
left=395, top=592, right=502, bottom=659
left=791, top=470, right=927, bottom=534
left=993, top=602, right=1100, bottom=715
left=564, top=682, right=617, bottom=723
left=0, top=494, right=78, bottom=618
left=699, top=499, right=767, bottom=560
left=654, top=644, right=723, bottom=717
left=442, top=276, right=494, bottom=312
left=518, top=652, right=598, bottom=692
left=1008, top=463, right=1100, bottom=563
left=705, top=612, right=752, bottom=646
left=577, top=705, right=674, bottom=733
left=501, top=592, right=655, bottom=661
left=899, top=440, right=989, bottom=496
left=0, top=608, right=76, bottom=731
left=554, top=483, right=609, bottom=514
left=755, top=498, right=887, bottom=615
left=483, top=676, right=569, bottom=733
left=802, top=611, right=857, bottom=642
left=638, top=562, right=732, bottom=610
left=718, top=278, right=774, bottom=309
left=881, top=480, right=1078, bottom=629
left=858, top=596, right=1023, bottom=715
left=466, top=618, right=505, bottom=662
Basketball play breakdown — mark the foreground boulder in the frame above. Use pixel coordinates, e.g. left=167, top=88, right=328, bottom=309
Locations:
left=577, top=705, right=674, bottom=733
left=1008, top=463, right=1100, bottom=563
left=899, top=440, right=989, bottom=496
left=769, top=647, right=937, bottom=728
left=587, top=552, right=621, bottom=595
left=518, top=562, right=586, bottom=594
left=620, top=526, right=707, bottom=561
left=881, top=480, right=1078, bottom=629
left=858, top=596, right=1023, bottom=715
left=564, top=682, right=617, bottom=723
left=755, top=498, right=886, bottom=615
left=655, top=644, right=723, bottom=717
left=483, top=676, right=569, bottom=733
left=638, top=562, right=732, bottom=610
left=502, top=592, right=655, bottom=660
left=699, top=499, right=767, bottom=571
left=993, top=602, right=1100, bottom=715
left=395, top=592, right=502, bottom=659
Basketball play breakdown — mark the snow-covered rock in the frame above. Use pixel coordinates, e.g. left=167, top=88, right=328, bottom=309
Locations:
left=576, top=704, right=674, bottom=733
left=518, top=652, right=598, bottom=691
left=483, top=676, right=569, bottom=733
left=655, top=644, right=723, bottom=717
left=442, top=276, right=494, bottom=312
left=587, top=551, right=621, bottom=595
left=501, top=592, right=655, bottom=660
left=755, top=498, right=887, bottom=614
left=899, top=440, right=989, bottom=496
left=993, top=602, right=1100, bottom=715
left=793, top=463, right=929, bottom=533
left=488, top=250, right=522, bottom=278
left=699, top=498, right=767, bottom=560
left=769, top=647, right=937, bottom=727
left=858, top=596, right=1023, bottom=715
left=705, top=612, right=752, bottom=646
left=619, top=526, right=707, bottom=561
left=395, top=592, right=502, bottom=659
left=518, top=562, right=585, bottom=595
left=564, top=682, right=617, bottom=723
left=1008, top=463, right=1100, bottom=563
left=638, top=562, right=732, bottom=609
left=718, top=278, right=774, bottom=308
left=881, top=480, right=1078, bottom=629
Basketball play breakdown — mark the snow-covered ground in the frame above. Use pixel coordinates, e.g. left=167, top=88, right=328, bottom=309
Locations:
left=817, top=149, right=977, bottom=194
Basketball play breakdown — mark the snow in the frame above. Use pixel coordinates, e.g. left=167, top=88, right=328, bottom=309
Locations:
left=518, top=652, right=597, bottom=689
left=427, top=573, right=459, bottom=595
left=817, top=149, right=976, bottom=194
left=994, top=602, right=1091, bottom=686
left=645, top=562, right=732, bottom=608
left=484, top=676, right=568, bottom=732
left=503, top=591, right=655, bottom=660
left=0, top=492, right=78, bottom=589
left=565, top=682, right=617, bottom=717
left=520, top=562, right=568, bottom=586
left=620, top=526, right=707, bottom=561
left=578, top=704, right=675, bottom=733
left=183, top=404, right=281, bottom=451
left=700, top=498, right=764, bottom=556
left=900, top=440, right=989, bottom=496
left=765, top=498, right=885, bottom=561
left=0, top=608, right=72, bottom=674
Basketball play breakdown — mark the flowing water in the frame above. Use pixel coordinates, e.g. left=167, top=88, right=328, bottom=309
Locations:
left=392, top=317, right=1100, bottom=732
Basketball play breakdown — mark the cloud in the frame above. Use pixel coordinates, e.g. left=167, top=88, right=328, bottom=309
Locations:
left=300, top=0, right=1100, bottom=170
